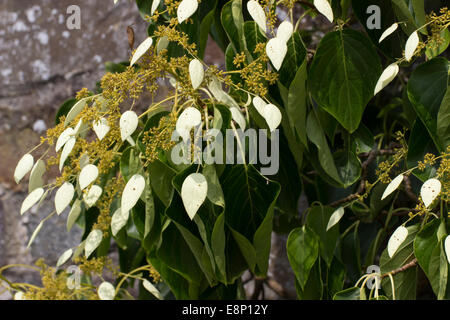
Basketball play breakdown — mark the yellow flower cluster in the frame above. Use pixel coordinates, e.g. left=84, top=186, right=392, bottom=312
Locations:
left=142, top=113, right=177, bottom=165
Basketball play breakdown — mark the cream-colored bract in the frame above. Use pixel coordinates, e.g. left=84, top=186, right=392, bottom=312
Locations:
left=98, top=282, right=116, bottom=300
left=314, top=0, right=334, bottom=23
left=93, top=117, right=110, bottom=141
left=445, top=236, right=450, bottom=265
left=151, top=0, right=161, bottom=15
left=247, top=0, right=267, bottom=33
left=156, top=36, right=169, bottom=54
left=64, top=98, right=87, bottom=126
left=143, top=279, right=163, bottom=300
left=374, top=63, right=399, bottom=95
left=189, top=59, right=204, bottom=90
left=59, top=137, right=76, bottom=172
left=387, top=226, right=408, bottom=258
left=27, top=221, right=43, bottom=248
left=381, top=174, right=404, bottom=200
left=83, top=185, right=103, bottom=208
left=14, top=154, right=34, bottom=184
left=67, top=200, right=82, bottom=232
left=20, top=188, right=45, bottom=215
left=55, top=182, right=75, bottom=215
left=79, top=164, right=99, bottom=191
left=405, top=31, right=419, bottom=61
left=73, top=119, right=84, bottom=135
left=79, top=153, right=90, bottom=169
left=130, top=37, right=153, bottom=66
left=56, top=127, right=75, bottom=152
left=56, top=248, right=73, bottom=267
left=28, top=159, right=46, bottom=192
left=379, top=23, right=398, bottom=43
left=230, top=107, right=247, bottom=130
left=253, top=96, right=266, bottom=114
left=120, top=110, right=139, bottom=141
left=420, top=178, right=441, bottom=208
left=262, top=104, right=282, bottom=132
left=177, top=0, right=198, bottom=24
left=266, top=38, right=287, bottom=71
left=181, top=173, right=208, bottom=220
left=85, top=229, right=103, bottom=258
left=121, top=174, right=146, bottom=213
left=176, top=107, right=202, bottom=142
left=277, top=21, right=294, bottom=43
left=111, top=207, right=130, bottom=236
left=326, top=207, right=345, bottom=231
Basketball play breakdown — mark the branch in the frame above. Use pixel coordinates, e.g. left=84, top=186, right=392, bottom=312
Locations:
left=381, top=258, right=418, bottom=279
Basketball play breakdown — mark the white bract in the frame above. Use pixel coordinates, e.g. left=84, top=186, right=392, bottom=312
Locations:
left=65, top=99, right=87, bottom=126
left=98, top=282, right=115, bottom=300
left=387, top=226, right=408, bottom=258
left=176, top=107, right=202, bottom=142
left=379, top=23, right=398, bottom=43
left=21, top=188, right=45, bottom=215
left=85, top=229, right=103, bottom=258
left=445, top=236, right=450, bottom=265
left=56, top=249, right=73, bottom=267
left=314, top=0, right=334, bottom=23
left=111, top=207, right=130, bottom=236
left=420, top=178, right=441, bottom=208
left=277, top=21, right=293, bottom=43
left=14, top=292, right=24, bottom=300
left=83, top=185, right=102, bottom=208
left=55, top=128, right=75, bottom=152
left=120, top=111, right=139, bottom=141
left=143, top=280, right=163, bottom=300
left=151, top=0, right=161, bottom=15
left=177, top=0, right=198, bottom=24
left=59, top=137, right=76, bottom=172
left=189, top=59, right=204, bottom=90
left=181, top=173, right=208, bottom=220
left=93, top=118, right=110, bottom=141
left=374, top=63, right=399, bottom=95
left=79, top=164, right=99, bottom=191
left=27, top=221, right=43, bottom=248
left=266, top=38, right=287, bottom=71
left=55, top=182, right=75, bottom=215
left=262, top=104, right=282, bottom=132
left=121, top=174, right=145, bottom=213
left=381, top=174, right=404, bottom=200
left=73, top=119, right=84, bottom=135
left=67, top=200, right=82, bottom=232
left=230, top=107, right=247, bottom=130
left=247, top=0, right=267, bottom=33
left=326, top=207, right=345, bottom=231
left=28, top=159, right=46, bottom=192
left=157, top=36, right=169, bottom=54
left=79, top=153, right=90, bottom=169
left=405, top=31, right=419, bottom=61
left=130, top=37, right=153, bottom=66
left=14, top=154, right=34, bottom=184
left=253, top=96, right=266, bottom=114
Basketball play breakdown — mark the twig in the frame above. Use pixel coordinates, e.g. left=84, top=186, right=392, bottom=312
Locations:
left=250, top=277, right=265, bottom=300
left=381, top=258, right=418, bottom=279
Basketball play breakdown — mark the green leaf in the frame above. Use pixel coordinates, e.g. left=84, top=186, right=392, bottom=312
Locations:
left=296, top=258, right=323, bottom=299
left=309, top=29, right=382, bottom=132
left=414, top=219, right=440, bottom=279
left=244, top=21, right=266, bottom=60
left=221, top=0, right=248, bottom=55
left=333, top=287, right=360, bottom=300
left=407, top=57, right=450, bottom=152
left=148, top=160, right=176, bottom=207
left=287, top=226, right=320, bottom=289
left=306, top=205, right=340, bottom=266
left=120, top=147, right=142, bottom=182
left=426, top=29, right=450, bottom=60
left=437, top=87, right=450, bottom=148
left=55, top=98, right=76, bottom=125
left=278, top=32, right=307, bottom=88
left=391, top=0, right=419, bottom=34
left=333, top=147, right=362, bottom=188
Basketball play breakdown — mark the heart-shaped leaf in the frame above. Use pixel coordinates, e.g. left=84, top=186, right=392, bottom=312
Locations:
left=379, top=23, right=398, bottom=43
left=314, top=0, right=334, bottom=23
left=21, top=188, right=45, bottom=215
left=262, top=104, right=282, bottom=132
left=189, top=59, right=204, bottom=90
left=111, top=207, right=130, bottom=236
left=121, top=174, right=145, bottom=213
left=93, top=118, right=110, bottom=141
left=266, top=38, right=287, bottom=71
left=120, top=111, right=139, bottom=141
left=176, top=107, right=202, bottom=142
left=55, top=182, right=75, bottom=215
left=59, top=137, right=76, bottom=172
left=252, top=96, right=266, bottom=114
left=420, top=178, right=441, bottom=208
left=55, top=128, right=75, bottom=152
left=79, top=164, right=98, bottom=191
left=177, top=0, right=198, bottom=24
left=85, top=229, right=103, bottom=258
left=277, top=21, right=293, bottom=43
left=405, top=31, right=419, bottom=61
left=83, top=185, right=102, bottom=208
left=381, top=174, right=404, bottom=200
left=326, top=207, right=345, bottom=231
left=374, top=63, right=399, bottom=95
left=14, top=154, right=34, bottom=184
left=28, top=159, right=46, bottom=193
left=181, top=173, right=207, bottom=220
left=247, top=0, right=266, bottom=33
left=130, top=37, right=153, bottom=66
left=388, top=226, right=408, bottom=258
